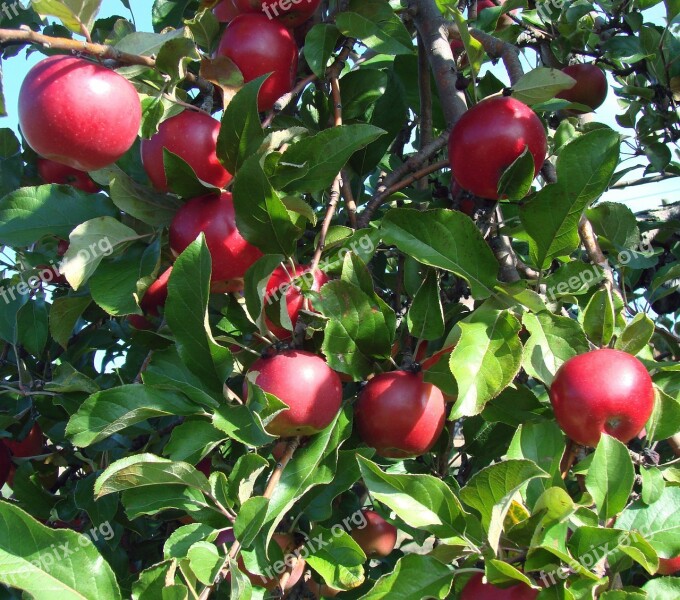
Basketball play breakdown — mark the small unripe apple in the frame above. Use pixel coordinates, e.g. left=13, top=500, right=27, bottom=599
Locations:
left=460, top=573, right=538, bottom=600
left=263, top=264, right=329, bottom=339
left=350, top=510, right=397, bottom=558
left=448, top=96, right=547, bottom=200
left=244, top=350, right=343, bottom=437
left=549, top=348, right=655, bottom=447
left=657, top=556, right=680, bottom=575
left=37, top=158, right=100, bottom=193
left=216, top=14, right=298, bottom=111
left=355, top=371, right=446, bottom=458
left=19, top=56, right=141, bottom=171
left=556, top=63, right=608, bottom=113
left=169, top=192, right=263, bottom=282
left=233, top=0, right=321, bottom=26
left=139, top=267, right=172, bottom=317
left=140, top=110, right=232, bottom=192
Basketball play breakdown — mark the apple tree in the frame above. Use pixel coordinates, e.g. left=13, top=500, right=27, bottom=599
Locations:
left=0, top=0, right=679, bottom=598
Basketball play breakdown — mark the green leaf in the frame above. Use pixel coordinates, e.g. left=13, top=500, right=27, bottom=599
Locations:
left=642, top=577, right=680, bottom=599
left=336, top=0, right=414, bottom=56
left=243, top=254, right=284, bottom=332
left=229, top=557, right=253, bottom=600
left=304, top=24, right=341, bottom=78
left=449, top=310, right=523, bottom=418
left=95, top=453, right=210, bottom=497
left=32, top=0, right=102, bottom=34
left=0, top=185, right=117, bottom=246
left=522, top=311, right=589, bottom=385
left=646, top=387, right=680, bottom=443
left=511, top=68, right=577, bottom=105
left=108, top=169, right=180, bottom=227
left=165, top=235, right=233, bottom=392
left=217, top=76, right=267, bottom=175
left=357, top=554, right=454, bottom=600
left=0, top=501, right=121, bottom=599
left=381, top=209, right=499, bottom=299
left=357, top=457, right=468, bottom=539
left=586, top=202, right=640, bottom=252
left=507, top=422, right=566, bottom=509
left=164, top=420, right=227, bottom=465
left=270, top=125, right=385, bottom=193
left=163, top=149, right=221, bottom=199
left=16, top=297, right=49, bottom=356
left=65, top=384, right=205, bottom=447
left=582, top=287, right=616, bottom=346
left=165, top=524, right=217, bottom=559
left=228, top=454, right=269, bottom=505
left=640, top=466, right=665, bottom=505
left=187, top=542, right=221, bottom=585
left=460, top=459, right=549, bottom=552
left=407, top=270, right=445, bottom=341
left=496, top=147, right=537, bottom=201
left=61, top=217, right=139, bottom=290
left=585, top=434, right=635, bottom=520
left=131, top=560, right=177, bottom=600
left=155, top=35, right=200, bottom=83
left=615, top=312, right=655, bottom=355
left=319, top=280, right=395, bottom=379
left=232, top=155, right=301, bottom=256
left=234, top=496, right=269, bottom=547
left=305, top=525, right=366, bottom=590
left=520, top=128, right=621, bottom=270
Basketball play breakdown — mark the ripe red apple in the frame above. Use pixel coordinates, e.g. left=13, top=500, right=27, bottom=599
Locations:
left=215, top=529, right=305, bottom=590
left=196, top=456, right=212, bottom=478
left=169, top=192, right=263, bottom=282
left=549, top=348, right=655, bottom=447
left=19, top=56, right=141, bottom=171
left=244, top=350, right=342, bottom=437
left=556, top=63, right=608, bottom=112
left=233, top=0, right=321, bottom=27
left=5, top=424, right=44, bottom=458
left=216, top=14, right=298, bottom=111
left=37, top=158, right=100, bottom=193
left=140, top=110, right=232, bottom=192
left=263, top=264, right=329, bottom=339
left=0, top=443, right=11, bottom=489
left=355, top=371, right=446, bottom=458
left=460, top=573, right=538, bottom=600
left=448, top=96, right=547, bottom=200
left=139, top=267, right=172, bottom=317
left=657, top=556, right=680, bottom=575
left=127, top=314, right=154, bottom=330
left=213, top=0, right=241, bottom=22
left=350, top=510, right=398, bottom=558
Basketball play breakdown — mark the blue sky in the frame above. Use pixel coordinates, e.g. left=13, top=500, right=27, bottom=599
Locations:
left=1, top=0, right=677, bottom=211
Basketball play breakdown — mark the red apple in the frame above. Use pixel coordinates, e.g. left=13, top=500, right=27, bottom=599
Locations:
left=140, top=267, right=172, bottom=317
left=460, top=573, right=538, bottom=600
left=19, top=56, right=141, bottom=171
left=140, top=110, right=232, bottom=192
left=263, top=264, right=329, bottom=339
left=213, top=0, right=242, bottom=22
left=549, top=348, right=655, bottom=447
left=128, top=314, right=154, bottom=330
left=350, top=510, right=398, bottom=558
left=37, top=158, right=100, bottom=193
left=355, top=371, right=446, bottom=458
left=556, top=63, right=608, bottom=112
left=5, top=424, right=44, bottom=458
left=233, top=0, right=321, bottom=27
left=196, top=456, right=212, bottom=478
left=0, top=443, right=11, bottom=489
left=215, top=529, right=305, bottom=590
left=210, top=278, right=245, bottom=294
left=448, top=96, right=547, bottom=200
left=657, top=556, right=680, bottom=575
left=244, top=350, right=342, bottom=437
left=216, top=14, right=298, bottom=111
left=169, top=192, right=263, bottom=282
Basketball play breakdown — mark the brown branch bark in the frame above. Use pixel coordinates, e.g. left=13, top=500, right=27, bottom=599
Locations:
left=0, top=27, right=212, bottom=93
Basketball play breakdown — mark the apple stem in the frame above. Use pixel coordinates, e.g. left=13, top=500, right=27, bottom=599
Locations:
left=560, top=438, right=579, bottom=479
